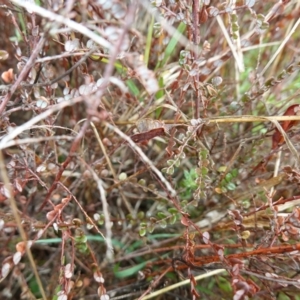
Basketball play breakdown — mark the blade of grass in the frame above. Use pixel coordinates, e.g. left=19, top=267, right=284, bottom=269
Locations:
left=216, top=15, right=244, bottom=72
left=144, top=15, right=154, bottom=67
left=114, top=261, right=147, bottom=279
left=140, top=269, right=226, bottom=300
left=126, top=79, right=140, bottom=97
left=101, top=57, right=141, bottom=97
left=155, top=22, right=186, bottom=70
left=260, top=17, right=300, bottom=76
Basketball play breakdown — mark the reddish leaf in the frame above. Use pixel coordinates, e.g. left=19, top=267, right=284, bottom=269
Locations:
left=1, top=68, right=14, bottom=83
left=181, top=216, right=190, bottom=226
left=131, top=128, right=165, bottom=143
left=199, top=7, right=208, bottom=24
left=272, top=104, right=300, bottom=149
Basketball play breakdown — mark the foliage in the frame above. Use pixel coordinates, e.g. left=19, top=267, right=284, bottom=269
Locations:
left=1, top=0, right=300, bottom=299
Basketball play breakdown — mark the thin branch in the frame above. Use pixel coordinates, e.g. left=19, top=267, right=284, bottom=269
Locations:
left=104, top=122, right=177, bottom=198
left=0, top=150, right=47, bottom=299
left=0, top=36, right=46, bottom=114
left=2, top=135, right=74, bottom=149
left=90, top=122, right=133, bottom=213
left=26, top=47, right=99, bottom=87
left=79, top=158, right=114, bottom=261
left=216, top=15, right=244, bottom=72
left=0, top=95, right=84, bottom=150
left=260, top=15, right=300, bottom=76
left=10, top=0, right=111, bottom=49
left=140, top=269, right=226, bottom=300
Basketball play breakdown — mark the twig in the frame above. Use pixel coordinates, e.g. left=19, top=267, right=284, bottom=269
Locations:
left=260, top=17, right=300, bottom=76
left=241, top=269, right=300, bottom=286
left=34, top=51, right=109, bottom=63
left=137, top=266, right=173, bottom=300
left=138, top=268, right=226, bottom=300
left=0, top=36, right=46, bottom=114
left=87, top=167, right=114, bottom=260
left=0, top=151, right=47, bottom=299
left=25, top=47, right=99, bottom=87
left=38, top=120, right=90, bottom=211
left=59, top=182, right=110, bottom=252
left=216, top=15, right=244, bottom=72
left=115, top=115, right=300, bottom=127
left=2, top=135, right=74, bottom=149
left=0, top=95, right=84, bottom=150
left=10, top=0, right=111, bottom=49
left=140, top=0, right=196, bottom=53
left=90, top=122, right=133, bottom=213
left=104, top=122, right=177, bottom=198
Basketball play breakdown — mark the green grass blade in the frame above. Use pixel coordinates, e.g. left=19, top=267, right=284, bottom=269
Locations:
left=156, top=22, right=187, bottom=69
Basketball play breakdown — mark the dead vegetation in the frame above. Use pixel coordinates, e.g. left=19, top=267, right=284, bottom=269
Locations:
left=1, top=0, right=300, bottom=299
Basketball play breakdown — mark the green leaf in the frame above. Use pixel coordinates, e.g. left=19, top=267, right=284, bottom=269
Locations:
left=75, top=235, right=87, bottom=243
left=168, top=208, right=178, bottom=214
left=220, top=179, right=227, bottom=187
left=139, top=222, right=147, bottom=227
left=166, top=166, right=174, bottom=175
left=225, top=173, right=233, bottom=182
left=199, top=149, right=208, bottom=159
left=114, top=261, right=147, bottom=278
left=147, top=223, right=155, bottom=233
left=162, top=167, right=168, bottom=173
left=226, top=182, right=236, bottom=191
left=159, top=220, right=167, bottom=228
left=231, top=168, right=238, bottom=177
left=138, top=179, right=146, bottom=185
left=148, top=233, right=180, bottom=239
left=218, top=166, right=227, bottom=173
left=126, top=79, right=140, bottom=97
left=167, top=159, right=174, bottom=166
left=137, top=211, right=145, bottom=219
left=144, top=15, right=154, bottom=66
left=169, top=214, right=177, bottom=225
left=217, top=276, right=232, bottom=293
left=155, top=76, right=165, bottom=100
left=156, top=22, right=187, bottom=69
left=202, top=167, right=208, bottom=175
left=157, top=212, right=167, bottom=219
left=183, top=169, right=190, bottom=179
left=221, top=186, right=227, bottom=193
left=181, top=200, right=188, bottom=207
left=139, top=227, right=147, bottom=237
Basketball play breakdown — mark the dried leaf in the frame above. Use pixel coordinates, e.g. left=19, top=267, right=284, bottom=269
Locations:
left=136, top=118, right=165, bottom=133
left=131, top=128, right=165, bottom=143
left=272, top=104, right=300, bottom=149
left=199, top=7, right=208, bottom=24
